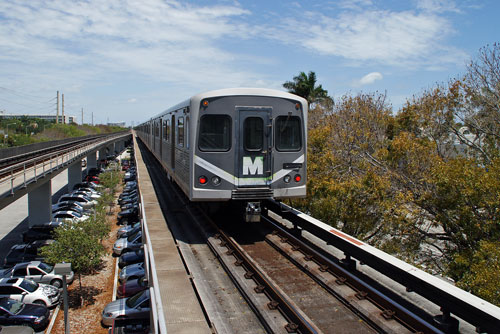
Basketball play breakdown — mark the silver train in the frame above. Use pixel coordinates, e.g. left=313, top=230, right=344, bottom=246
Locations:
left=136, top=88, right=308, bottom=221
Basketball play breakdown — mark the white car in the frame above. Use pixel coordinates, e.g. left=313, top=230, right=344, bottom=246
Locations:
left=71, top=190, right=101, bottom=200
left=53, top=211, right=89, bottom=222
left=58, top=195, right=97, bottom=209
left=0, top=278, right=60, bottom=308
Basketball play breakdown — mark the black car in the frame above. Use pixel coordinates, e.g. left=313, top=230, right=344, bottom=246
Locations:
left=109, top=319, right=149, bottom=333
left=21, top=222, right=63, bottom=243
left=118, top=249, right=144, bottom=269
left=120, top=203, right=139, bottom=211
left=0, top=297, right=50, bottom=331
left=119, top=197, right=138, bottom=207
left=118, top=208, right=139, bottom=220
left=4, top=240, right=54, bottom=267
left=119, top=190, right=137, bottom=199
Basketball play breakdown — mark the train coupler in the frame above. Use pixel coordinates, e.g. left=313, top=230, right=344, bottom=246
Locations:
left=245, top=201, right=261, bottom=222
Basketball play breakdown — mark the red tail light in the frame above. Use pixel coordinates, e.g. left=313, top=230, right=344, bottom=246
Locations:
left=199, top=176, right=207, bottom=184
left=294, top=174, right=301, bottom=182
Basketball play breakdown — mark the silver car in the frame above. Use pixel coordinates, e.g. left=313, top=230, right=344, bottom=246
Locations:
left=0, top=261, right=74, bottom=288
left=101, top=289, right=150, bottom=327
left=113, top=231, right=142, bottom=256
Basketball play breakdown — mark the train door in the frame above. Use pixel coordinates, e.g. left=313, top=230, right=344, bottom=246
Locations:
left=171, top=115, right=175, bottom=171
left=236, top=107, right=272, bottom=187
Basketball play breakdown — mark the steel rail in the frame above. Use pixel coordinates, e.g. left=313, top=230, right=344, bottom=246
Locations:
left=263, top=200, right=500, bottom=334
left=262, top=213, right=444, bottom=334
left=211, top=227, right=320, bottom=334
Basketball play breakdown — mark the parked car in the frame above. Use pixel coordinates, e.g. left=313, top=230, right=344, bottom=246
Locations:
left=118, top=263, right=145, bottom=284
left=119, top=197, right=138, bottom=207
left=0, top=297, right=50, bottom=331
left=21, top=222, right=63, bottom=243
left=71, top=190, right=101, bottom=200
left=119, top=191, right=137, bottom=201
left=0, top=261, right=74, bottom=288
left=58, top=195, right=97, bottom=209
left=116, top=276, right=147, bottom=299
left=108, top=319, right=149, bottom=334
left=117, top=222, right=140, bottom=238
left=117, top=208, right=139, bottom=224
left=73, top=182, right=101, bottom=191
left=0, top=278, right=60, bottom=308
left=118, top=249, right=144, bottom=269
left=53, top=210, right=89, bottom=222
left=113, top=231, right=142, bottom=256
left=101, top=289, right=150, bottom=327
left=52, top=201, right=89, bottom=214
left=119, top=203, right=139, bottom=212
left=4, top=240, right=54, bottom=267
left=117, top=224, right=141, bottom=239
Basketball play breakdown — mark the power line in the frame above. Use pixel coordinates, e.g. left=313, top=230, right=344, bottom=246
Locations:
left=0, top=87, right=54, bottom=103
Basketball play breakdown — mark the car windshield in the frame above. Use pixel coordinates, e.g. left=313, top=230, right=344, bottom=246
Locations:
left=127, top=230, right=141, bottom=242
left=125, top=290, right=147, bottom=308
left=0, top=298, right=24, bottom=314
left=38, top=262, right=53, bottom=273
left=19, top=279, right=39, bottom=292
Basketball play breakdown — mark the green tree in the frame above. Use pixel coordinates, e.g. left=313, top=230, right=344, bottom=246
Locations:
left=283, top=71, right=331, bottom=105
left=40, top=220, right=106, bottom=305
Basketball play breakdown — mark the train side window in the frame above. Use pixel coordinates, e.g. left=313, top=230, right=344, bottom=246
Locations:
left=165, top=120, right=170, bottom=142
left=177, top=116, right=184, bottom=147
left=199, top=115, right=231, bottom=151
left=244, top=117, right=263, bottom=151
left=275, top=116, right=301, bottom=151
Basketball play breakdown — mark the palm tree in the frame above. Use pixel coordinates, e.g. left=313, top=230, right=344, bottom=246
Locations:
left=283, top=71, right=331, bottom=105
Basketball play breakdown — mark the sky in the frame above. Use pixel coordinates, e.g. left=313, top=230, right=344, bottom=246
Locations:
left=0, top=0, right=498, bottom=126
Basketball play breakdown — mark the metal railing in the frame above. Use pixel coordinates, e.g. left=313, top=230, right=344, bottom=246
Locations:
left=0, top=132, right=130, bottom=200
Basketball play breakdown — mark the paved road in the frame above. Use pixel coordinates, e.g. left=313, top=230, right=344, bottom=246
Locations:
left=0, top=171, right=72, bottom=264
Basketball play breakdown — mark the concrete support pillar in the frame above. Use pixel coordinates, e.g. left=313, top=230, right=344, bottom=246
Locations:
left=99, top=148, right=107, bottom=161
left=87, top=151, right=97, bottom=170
left=68, top=161, right=82, bottom=192
left=28, top=181, right=52, bottom=227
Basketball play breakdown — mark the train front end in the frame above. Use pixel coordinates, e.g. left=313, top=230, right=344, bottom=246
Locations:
left=191, top=88, right=307, bottom=222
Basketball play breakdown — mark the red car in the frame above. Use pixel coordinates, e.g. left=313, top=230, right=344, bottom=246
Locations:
left=116, top=276, right=147, bottom=298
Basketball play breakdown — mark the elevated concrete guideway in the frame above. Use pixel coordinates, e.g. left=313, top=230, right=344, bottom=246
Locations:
left=0, top=132, right=131, bottom=226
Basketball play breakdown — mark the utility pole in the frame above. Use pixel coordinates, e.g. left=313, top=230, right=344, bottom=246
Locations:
left=92, top=112, right=94, bottom=126
left=62, top=94, right=65, bottom=124
left=81, top=108, right=83, bottom=125
left=56, top=91, right=59, bottom=124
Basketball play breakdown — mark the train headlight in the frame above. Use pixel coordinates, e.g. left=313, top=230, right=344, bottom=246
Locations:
left=294, top=174, right=301, bottom=182
left=211, top=176, right=221, bottom=186
left=284, top=175, right=291, bottom=183
left=199, top=176, right=208, bottom=185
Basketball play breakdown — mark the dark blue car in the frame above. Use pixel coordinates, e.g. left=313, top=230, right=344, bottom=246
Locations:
left=119, top=249, right=144, bottom=269
left=0, top=297, right=50, bottom=331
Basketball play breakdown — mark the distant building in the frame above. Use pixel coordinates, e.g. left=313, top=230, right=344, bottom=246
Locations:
left=107, top=122, right=127, bottom=127
left=0, top=113, right=77, bottom=124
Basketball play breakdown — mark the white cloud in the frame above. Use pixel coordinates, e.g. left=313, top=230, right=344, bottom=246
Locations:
left=415, top=0, right=461, bottom=13
left=272, top=7, right=465, bottom=68
left=357, top=72, right=383, bottom=86
left=127, top=98, right=137, bottom=103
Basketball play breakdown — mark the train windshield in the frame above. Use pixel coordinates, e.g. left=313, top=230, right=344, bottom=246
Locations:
left=199, top=115, right=231, bottom=151
left=275, top=116, right=301, bottom=151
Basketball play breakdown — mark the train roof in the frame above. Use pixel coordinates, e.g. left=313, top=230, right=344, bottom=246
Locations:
left=148, top=88, right=307, bottom=121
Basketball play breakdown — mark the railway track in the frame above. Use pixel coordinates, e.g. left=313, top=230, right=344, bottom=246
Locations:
left=185, top=202, right=443, bottom=334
